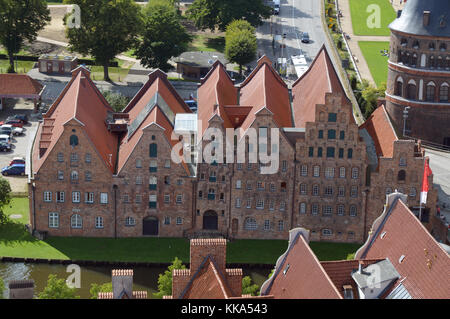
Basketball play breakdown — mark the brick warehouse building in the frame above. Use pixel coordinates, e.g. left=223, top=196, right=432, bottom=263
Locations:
left=385, top=0, right=450, bottom=147
left=29, top=46, right=437, bottom=243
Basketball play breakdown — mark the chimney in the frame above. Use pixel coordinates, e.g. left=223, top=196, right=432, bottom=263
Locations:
left=8, top=280, right=35, bottom=299
left=423, top=11, right=431, bottom=26
left=358, top=260, right=364, bottom=274
left=112, top=269, right=134, bottom=299
left=189, top=239, right=227, bottom=273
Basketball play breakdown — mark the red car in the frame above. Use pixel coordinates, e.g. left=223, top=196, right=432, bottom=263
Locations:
left=0, top=119, right=24, bottom=128
left=9, top=157, right=25, bottom=166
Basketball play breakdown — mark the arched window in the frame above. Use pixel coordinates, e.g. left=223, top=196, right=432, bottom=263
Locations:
left=396, top=77, right=403, bottom=96
left=299, top=202, right=306, bottom=214
left=398, top=170, right=406, bottom=181
left=411, top=53, right=418, bottom=66
left=413, top=40, right=420, bottom=49
left=437, top=56, right=444, bottom=69
left=429, top=42, right=435, bottom=51
left=429, top=55, right=435, bottom=68
left=70, top=135, right=78, bottom=146
left=244, top=218, right=257, bottom=230
left=322, top=229, right=333, bottom=236
left=440, top=83, right=449, bottom=102
left=407, top=81, right=417, bottom=100
left=426, top=82, right=436, bottom=102
left=71, top=214, right=82, bottom=228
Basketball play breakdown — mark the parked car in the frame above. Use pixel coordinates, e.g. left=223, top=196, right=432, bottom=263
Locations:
left=184, top=100, right=198, bottom=112
left=0, top=142, right=11, bottom=152
left=0, top=134, right=11, bottom=147
left=9, top=157, right=25, bottom=166
left=1, top=164, right=25, bottom=176
left=301, top=32, right=310, bottom=43
left=1, top=124, right=23, bottom=136
left=8, top=114, right=29, bottom=124
left=0, top=119, right=24, bottom=128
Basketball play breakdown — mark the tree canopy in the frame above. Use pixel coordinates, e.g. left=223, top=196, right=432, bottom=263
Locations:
left=64, top=0, right=141, bottom=81
left=0, top=177, right=12, bottom=225
left=0, top=0, right=50, bottom=73
left=187, top=0, right=271, bottom=32
left=89, top=282, right=112, bottom=299
left=242, top=276, right=260, bottom=296
left=153, top=257, right=186, bottom=299
left=38, top=274, right=80, bottom=299
left=225, top=20, right=257, bottom=75
left=134, top=0, right=191, bottom=72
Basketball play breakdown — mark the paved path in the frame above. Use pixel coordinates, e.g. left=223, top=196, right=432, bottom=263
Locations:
left=337, top=0, right=405, bottom=87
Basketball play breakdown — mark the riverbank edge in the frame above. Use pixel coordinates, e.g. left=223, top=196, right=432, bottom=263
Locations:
left=0, top=256, right=275, bottom=270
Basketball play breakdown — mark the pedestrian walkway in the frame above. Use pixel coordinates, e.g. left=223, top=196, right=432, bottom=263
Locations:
left=336, top=0, right=404, bottom=87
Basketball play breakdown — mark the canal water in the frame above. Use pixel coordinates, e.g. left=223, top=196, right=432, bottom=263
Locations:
left=0, top=262, right=271, bottom=299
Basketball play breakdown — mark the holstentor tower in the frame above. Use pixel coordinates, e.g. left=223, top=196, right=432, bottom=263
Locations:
left=385, top=0, right=450, bottom=147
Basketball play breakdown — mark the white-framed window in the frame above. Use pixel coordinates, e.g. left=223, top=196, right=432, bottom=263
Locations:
left=135, top=194, right=142, bottom=203
left=57, top=171, right=64, bottom=180
left=244, top=218, right=257, bottom=230
left=246, top=198, right=252, bottom=208
left=164, top=159, right=171, bottom=168
left=176, top=194, right=183, bottom=204
left=279, top=201, right=286, bottom=211
left=399, top=157, right=406, bottom=167
left=338, top=186, right=345, bottom=197
left=299, top=202, right=306, bottom=214
left=312, top=203, right=319, bottom=215
left=136, top=158, right=142, bottom=168
left=85, top=153, right=91, bottom=163
left=300, top=165, right=308, bottom=176
left=56, top=191, right=65, bottom=203
left=322, top=229, right=332, bottom=236
left=325, top=167, right=335, bottom=178
left=270, top=183, right=276, bottom=192
left=300, top=183, right=307, bottom=195
left=123, top=194, right=130, bottom=203
left=268, top=199, right=274, bottom=211
left=177, top=179, right=183, bottom=185
left=71, top=170, right=78, bottom=181
left=150, top=160, right=157, bottom=170
left=246, top=181, right=252, bottom=190
left=256, top=199, right=264, bottom=209
left=352, top=167, right=359, bottom=179
left=136, top=176, right=143, bottom=185
left=337, top=205, right=345, bottom=216
left=339, top=167, right=346, bottom=178
left=235, top=197, right=241, bottom=208
left=247, top=163, right=252, bottom=170
left=164, top=194, right=170, bottom=203
left=264, top=220, right=270, bottom=231
left=95, top=216, right=104, bottom=229
left=237, top=163, right=243, bottom=170
left=409, top=187, right=417, bottom=197
left=49, top=212, right=59, bottom=228
left=278, top=220, right=284, bottom=231
left=257, top=181, right=265, bottom=190
left=57, top=152, right=64, bottom=162
left=313, top=165, right=320, bottom=177
left=282, top=160, right=287, bottom=172
left=85, top=192, right=94, bottom=204
left=100, top=193, right=108, bottom=204
left=325, top=186, right=333, bottom=196
left=125, top=217, right=136, bottom=226
left=323, top=206, right=333, bottom=216
left=312, top=185, right=319, bottom=196
left=85, top=171, right=92, bottom=181
left=351, top=186, right=358, bottom=198
left=44, top=191, right=52, bottom=202
left=70, top=153, right=78, bottom=163
left=149, top=194, right=157, bottom=203
left=236, top=180, right=242, bottom=189
left=71, top=214, right=82, bottom=229
left=72, top=191, right=80, bottom=203
left=176, top=217, right=182, bottom=225
left=350, top=205, right=357, bottom=217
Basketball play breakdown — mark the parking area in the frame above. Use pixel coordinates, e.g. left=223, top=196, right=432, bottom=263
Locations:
left=0, top=98, right=40, bottom=194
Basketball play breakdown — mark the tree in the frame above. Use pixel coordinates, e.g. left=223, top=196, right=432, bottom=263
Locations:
left=0, top=276, right=5, bottom=299
left=0, top=177, right=12, bottom=225
left=225, top=21, right=257, bottom=76
left=101, top=90, right=131, bottom=112
left=0, top=0, right=50, bottom=73
left=242, top=276, right=259, bottom=296
left=358, top=80, right=386, bottom=118
left=134, top=0, right=191, bottom=72
left=187, top=0, right=271, bottom=32
left=89, top=282, right=112, bottom=299
left=153, top=257, right=186, bottom=299
left=64, top=0, right=141, bottom=81
left=38, top=274, right=80, bottom=299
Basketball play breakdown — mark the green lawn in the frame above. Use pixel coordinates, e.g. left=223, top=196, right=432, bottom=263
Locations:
left=0, top=198, right=360, bottom=264
left=349, top=0, right=396, bottom=36
left=187, top=34, right=225, bottom=53
left=0, top=60, right=35, bottom=74
left=358, top=41, right=390, bottom=87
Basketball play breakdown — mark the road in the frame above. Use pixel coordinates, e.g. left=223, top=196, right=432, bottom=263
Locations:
left=256, top=0, right=345, bottom=83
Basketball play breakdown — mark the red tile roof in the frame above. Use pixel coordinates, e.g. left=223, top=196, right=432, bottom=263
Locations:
left=356, top=195, right=450, bottom=299
left=239, top=57, right=293, bottom=130
left=291, top=45, right=351, bottom=128
left=0, top=74, right=43, bottom=96
left=33, top=67, right=118, bottom=173
left=261, top=230, right=343, bottom=299
left=359, top=105, right=398, bottom=158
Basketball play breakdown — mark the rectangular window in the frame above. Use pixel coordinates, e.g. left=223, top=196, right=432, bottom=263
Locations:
left=278, top=220, right=284, bottom=231
left=164, top=217, right=170, bottom=225
left=340, top=167, right=346, bottom=178
left=279, top=201, right=286, bottom=211
left=72, top=191, right=80, bottom=203
left=300, top=183, right=307, bottom=195
left=246, top=198, right=252, bottom=209
left=338, top=186, right=345, bottom=197
left=328, top=113, right=337, bottom=122
left=237, top=163, right=243, bottom=170
left=136, top=176, right=143, bottom=185
left=257, top=181, right=265, bottom=190
left=348, top=149, right=353, bottom=159
left=235, top=198, right=241, bottom=208
left=264, top=220, right=270, bottom=231
left=149, top=160, right=157, bottom=172
left=164, top=159, right=171, bottom=168
left=256, top=199, right=264, bottom=209
left=149, top=195, right=157, bottom=208
left=269, top=200, right=275, bottom=211
left=352, top=167, right=359, bottom=179
left=318, top=130, right=324, bottom=139
left=323, top=206, right=333, bottom=216
left=299, top=202, right=306, bottom=214
left=326, top=147, right=335, bottom=158
left=57, top=171, right=64, bottom=180
left=317, top=147, right=323, bottom=157
left=351, top=186, right=358, bottom=198
left=95, top=217, right=104, bottom=229
left=70, top=153, right=78, bottom=163
left=85, top=192, right=94, bottom=203
left=85, top=153, right=91, bottom=163
left=270, top=183, right=276, bottom=192
left=313, top=166, right=320, bottom=177
left=176, top=194, right=183, bottom=204
left=149, top=143, right=158, bottom=157
left=308, top=147, right=314, bottom=157
left=312, top=204, right=319, bottom=215
left=282, top=160, right=287, bottom=172
left=312, top=185, right=319, bottom=196
left=300, top=165, right=308, bottom=176
left=57, top=153, right=64, bottom=162
left=176, top=217, right=182, bottom=225
left=339, top=148, right=344, bottom=159
left=49, top=212, right=59, bottom=228
left=56, top=191, right=65, bottom=203
left=136, top=194, right=142, bottom=203
left=44, top=191, right=52, bottom=202
left=325, top=167, right=335, bottom=178
left=328, top=129, right=336, bottom=139
left=236, top=180, right=242, bottom=189
left=164, top=194, right=170, bottom=203
left=123, top=194, right=129, bottom=203
left=100, top=193, right=108, bottom=204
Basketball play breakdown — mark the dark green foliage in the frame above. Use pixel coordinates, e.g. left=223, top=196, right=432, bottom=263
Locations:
left=89, top=282, right=112, bottom=299
left=153, top=257, right=186, bottom=299
left=101, top=90, right=131, bottom=112
left=0, top=0, right=50, bottom=73
left=0, top=178, right=11, bottom=225
left=225, top=20, right=257, bottom=75
left=242, top=276, right=260, bottom=296
left=38, top=274, right=80, bottom=299
left=354, top=80, right=386, bottom=118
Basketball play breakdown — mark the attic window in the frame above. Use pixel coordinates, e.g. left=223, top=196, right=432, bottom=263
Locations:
left=283, top=264, right=290, bottom=275
left=70, top=135, right=78, bottom=146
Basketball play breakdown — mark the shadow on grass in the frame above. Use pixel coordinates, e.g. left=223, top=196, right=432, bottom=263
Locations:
left=205, top=37, right=225, bottom=53
left=0, top=220, right=38, bottom=246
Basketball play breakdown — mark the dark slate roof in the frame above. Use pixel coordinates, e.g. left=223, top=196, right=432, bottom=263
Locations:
left=389, top=0, right=450, bottom=37
left=174, top=51, right=228, bottom=68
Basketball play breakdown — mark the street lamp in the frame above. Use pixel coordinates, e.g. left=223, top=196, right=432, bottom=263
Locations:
left=403, top=106, right=411, bottom=137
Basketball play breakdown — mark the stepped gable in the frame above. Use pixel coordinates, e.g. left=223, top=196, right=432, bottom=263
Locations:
left=238, top=55, right=293, bottom=131
left=359, top=105, right=398, bottom=158
left=32, top=66, right=118, bottom=173
left=292, top=45, right=351, bottom=128
left=118, top=69, right=191, bottom=174
left=197, top=61, right=238, bottom=135
left=356, top=193, right=450, bottom=299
